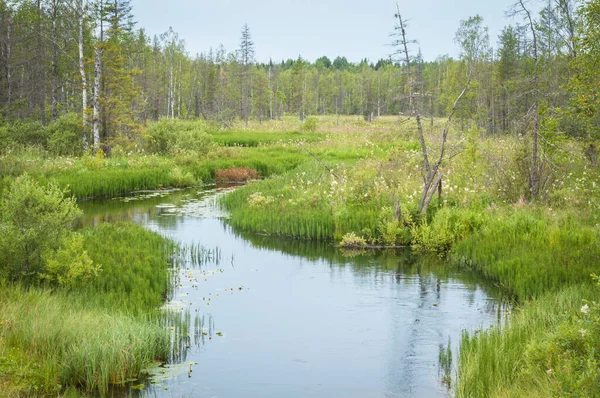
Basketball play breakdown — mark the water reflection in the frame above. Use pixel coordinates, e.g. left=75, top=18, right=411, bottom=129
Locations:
left=81, top=188, right=506, bottom=398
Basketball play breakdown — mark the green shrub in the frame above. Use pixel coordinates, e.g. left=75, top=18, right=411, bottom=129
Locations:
left=412, top=208, right=483, bottom=253
left=0, top=174, right=81, bottom=281
left=340, top=232, right=367, bottom=247
left=41, top=233, right=100, bottom=287
left=0, top=120, right=47, bottom=151
left=46, top=113, right=85, bottom=156
left=146, top=118, right=212, bottom=155
left=302, top=116, right=319, bottom=133
left=169, top=167, right=197, bottom=188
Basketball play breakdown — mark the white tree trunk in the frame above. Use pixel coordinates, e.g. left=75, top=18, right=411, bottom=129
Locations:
left=92, top=43, right=102, bottom=151
left=78, top=0, right=88, bottom=146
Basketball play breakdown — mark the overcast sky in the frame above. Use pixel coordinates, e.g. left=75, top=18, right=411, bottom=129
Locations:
left=129, top=0, right=534, bottom=63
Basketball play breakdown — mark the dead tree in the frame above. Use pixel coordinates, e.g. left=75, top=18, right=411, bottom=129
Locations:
left=394, top=4, right=471, bottom=214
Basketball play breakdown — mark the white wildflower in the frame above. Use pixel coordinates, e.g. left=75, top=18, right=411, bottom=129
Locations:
left=581, top=304, right=590, bottom=314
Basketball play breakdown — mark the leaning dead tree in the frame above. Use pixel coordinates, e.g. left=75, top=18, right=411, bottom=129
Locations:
left=394, top=4, right=471, bottom=214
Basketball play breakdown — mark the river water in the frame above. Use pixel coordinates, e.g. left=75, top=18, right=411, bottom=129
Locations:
left=80, top=187, right=504, bottom=398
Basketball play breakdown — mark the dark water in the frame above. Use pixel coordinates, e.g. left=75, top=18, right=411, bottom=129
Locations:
left=79, top=188, right=504, bottom=398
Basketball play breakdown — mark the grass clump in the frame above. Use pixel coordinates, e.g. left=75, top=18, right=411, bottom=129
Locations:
left=0, top=284, right=170, bottom=396
left=457, top=283, right=599, bottom=397
left=452, top=207, right=600, bottom=300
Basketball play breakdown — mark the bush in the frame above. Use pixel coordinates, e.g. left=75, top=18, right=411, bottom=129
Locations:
left=340, top=232, right=367, bottom=247
left=0, top=174, right=81, bottom=281
left=215, top=166, right=260, bottom=183
left=46, top=113, right=85, bottom=156
left=169, top=167, right=197, bottom=188
left=146, top=118, right=212, bottom=155
left=411, top=208, right=483, bottom=253
left=41, top=234, right=100, bottom=287
left=302, top=116, right=319, bottom=133
left=0, top=120, right=47, bottom=152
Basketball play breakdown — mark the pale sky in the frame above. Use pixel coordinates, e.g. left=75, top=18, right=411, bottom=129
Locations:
left=130, top=0, right=536, bottom=63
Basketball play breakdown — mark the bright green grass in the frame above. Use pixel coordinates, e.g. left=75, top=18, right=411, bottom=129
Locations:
left=452, top=207, right=600, bottom=300
left=0, top=223, right=183, bottom=396
left=206, top=129, right=324, bottom=147
left=457, top=284, right=594, bottom=398
left=0, top=284, right=171, bottom=396
left=81, top=222, right=177, bottom=313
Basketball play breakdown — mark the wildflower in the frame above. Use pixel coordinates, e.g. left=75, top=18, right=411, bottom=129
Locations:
left=579, top=329, right=588, bottom=338
left=581, top=304, right=590, bottom=314
left=546, top=369, right=553, bottom=375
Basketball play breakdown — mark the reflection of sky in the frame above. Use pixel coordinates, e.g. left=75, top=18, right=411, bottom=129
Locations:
left=86, top=189, right=503, bottom=398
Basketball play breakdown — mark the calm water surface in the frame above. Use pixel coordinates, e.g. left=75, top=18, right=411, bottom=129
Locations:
left=80, top=188, right=504, bottom=398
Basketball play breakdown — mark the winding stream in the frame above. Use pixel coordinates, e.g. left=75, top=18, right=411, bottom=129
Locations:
left=79, top=187, right=505, bottom=398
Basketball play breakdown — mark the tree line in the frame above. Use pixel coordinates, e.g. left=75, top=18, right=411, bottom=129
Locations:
left=0, top=0, right=597, bottom=159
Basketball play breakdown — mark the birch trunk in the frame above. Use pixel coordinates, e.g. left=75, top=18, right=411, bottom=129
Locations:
left=92, top=43, right=102, bottom=151
left=78, top=0, right=88, bottom=147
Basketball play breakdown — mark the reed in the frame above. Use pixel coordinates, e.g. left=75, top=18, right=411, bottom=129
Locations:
left=457, top=284, right=594, bottom=397
left=0, top=283, right=171, bottom=396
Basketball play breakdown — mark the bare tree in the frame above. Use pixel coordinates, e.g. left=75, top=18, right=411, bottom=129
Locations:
left=393, top=4, right=471, bottom=214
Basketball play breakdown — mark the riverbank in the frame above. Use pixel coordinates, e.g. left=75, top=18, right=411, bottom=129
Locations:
left=0, top=220, right=184, bottom=396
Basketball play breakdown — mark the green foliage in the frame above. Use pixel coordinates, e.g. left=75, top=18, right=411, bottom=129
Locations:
left=146, top=118, right=212, bottom=155
left=0, top=174, right=81, bottom=282
left=0, top=120, right=47, bottom=152
left=41, top=234, right=99, bottom=287
left=340, top=232, right=367, bottom=247
left=169, top=167, right=197, bottom=188
left=46, top=113, right=85, bottom=157
left=81, top=149, right=107, bottom=170
left=411, top=208, right=483, bottom=253
left=458, top=285, right=590, bottom=398
left=82, top=222, right=176, bottom=312
left=302, top=116, right=319, bottom=133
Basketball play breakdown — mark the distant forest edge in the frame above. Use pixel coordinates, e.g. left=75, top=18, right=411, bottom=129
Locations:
left=0, top=0, right=598, bottom=160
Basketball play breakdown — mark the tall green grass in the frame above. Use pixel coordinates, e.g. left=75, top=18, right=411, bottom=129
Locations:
left=81, top=223, right=177, bottom=313
left=457, top=284, right=594, bottom=397
left=452, top=208, right=600, bottom=299
left=0, top=284, right=171, bottom=396
left=0, top=222, right=186, bottom=396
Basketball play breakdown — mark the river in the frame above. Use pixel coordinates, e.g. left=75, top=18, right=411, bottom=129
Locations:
left=79, top=187, right=504, bottom=398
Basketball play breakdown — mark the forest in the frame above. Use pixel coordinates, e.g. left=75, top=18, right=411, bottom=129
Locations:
left=0, top=0, right=599, bottom=396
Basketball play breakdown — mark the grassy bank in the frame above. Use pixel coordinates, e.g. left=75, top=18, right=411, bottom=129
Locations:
left=0, top=223, right=182, bottom=396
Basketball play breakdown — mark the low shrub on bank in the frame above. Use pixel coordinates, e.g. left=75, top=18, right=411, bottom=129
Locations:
left=215, top=166, right=259, bottom=183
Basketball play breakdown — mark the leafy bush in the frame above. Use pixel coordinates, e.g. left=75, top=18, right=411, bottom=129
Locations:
left=41, top=233, right=99, bottom=287
left=411, top=208, right=483, bottom=253
left=0, top=120, right=47, bottom=152
left=46, top=113, right=85, bottom=156
left=340, top=232, right=367, bottom=247
left=82, top=148, right=107, bottom=170
left=302, top=116, right=319, bottom=133
left=168, top=167, right=197, bottom=188
left=0, top=174, right=81, bottom=281
left=146, top=118, right=212, bottom=155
